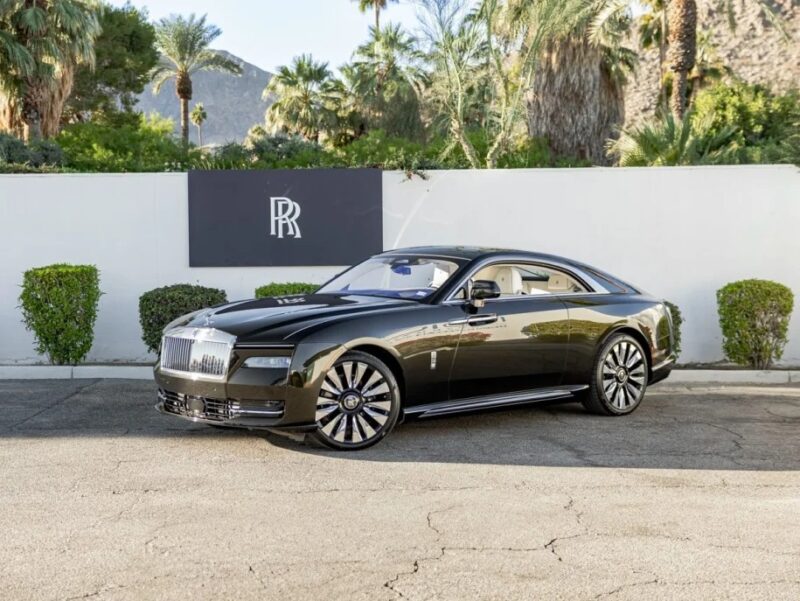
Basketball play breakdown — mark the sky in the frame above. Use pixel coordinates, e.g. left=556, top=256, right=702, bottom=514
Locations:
left=106, top=0, right=429, bottom=74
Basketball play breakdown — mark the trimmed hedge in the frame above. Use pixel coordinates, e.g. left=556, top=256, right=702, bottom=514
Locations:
left=255, top=282, right=318, bottom=298
left=717, top=279, right=793, bottom=369
left=139, top=284, right=227, bottom=353
left=664, top=301, right=683, bottom=357
left=19, top=264, right=101, bottom=365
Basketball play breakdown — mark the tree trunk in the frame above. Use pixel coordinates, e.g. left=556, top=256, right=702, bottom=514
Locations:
left=176, top=71, right=193, bottom=147
left=21, top=96, right=42, bottom=142
left=526, top=38, right=625, bottom=166
left=197, top=125, right=203, bottom=147
left=375, top=6, right=380, bottom=32
left=667, top=0, right=697, bottom=119
left=659, top=4, right=668, bottom=111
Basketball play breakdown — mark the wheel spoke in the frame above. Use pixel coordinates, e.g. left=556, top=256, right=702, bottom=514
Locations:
left=363, top=405, right=389, bottom=424
left=361, top=370, right=384, bottom=392
left=341, top=362, right=354, bottom=388
left=333, top=414, right=348, bottom=442
left=626, top=350, right=641, bottom=369
left=356, top=413, right=376, bottom=439
left=353, top=362, right=368, bottom=389
left=321, top=412, right=343, bottom=437
left=626, top=382, right=639, bottom=401
left=326, top=370, right=344, bottom=394
left=364, top=382, right=389, bottom=398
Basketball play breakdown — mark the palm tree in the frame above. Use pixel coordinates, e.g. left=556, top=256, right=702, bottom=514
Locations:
left=264, top=54, right=336, bottom=142
left=523, top=0, right=637, bottom=165
left=190, top=102, right=207, bottom=146
left=608, top=113, right=738, bottom=166
left=0, top=0, right=101, bottom=140
left=664, top=0, right=785, bottom=118
left=352, top=24, right=425, bottom=137
left=151, top=14, right=241, bottom=146
left=666, top=0, right=696, bottom=119
left=352, top=0, right=399, bottom=32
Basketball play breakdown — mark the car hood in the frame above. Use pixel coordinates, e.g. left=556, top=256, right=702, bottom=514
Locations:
left=183, top=294, right=414, bottom=341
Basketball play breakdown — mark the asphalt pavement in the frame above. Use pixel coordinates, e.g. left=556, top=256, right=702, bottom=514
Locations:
left=1, top=379, right=798, bottom=600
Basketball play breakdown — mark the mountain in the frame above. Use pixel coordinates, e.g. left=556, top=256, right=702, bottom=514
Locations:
left=625, top=0, right=799, bottom=126
left=135, top=51, right=273, bottom=146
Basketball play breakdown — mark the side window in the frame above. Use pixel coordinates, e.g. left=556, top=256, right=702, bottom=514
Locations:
left=471, top=263, right=588, bottom=297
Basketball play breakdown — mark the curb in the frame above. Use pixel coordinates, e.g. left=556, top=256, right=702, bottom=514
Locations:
left=664, top=370, right=800, bottom=385
left=0, top=365, right=153, bottom=380
left=0, top=366, right=799, bottom=385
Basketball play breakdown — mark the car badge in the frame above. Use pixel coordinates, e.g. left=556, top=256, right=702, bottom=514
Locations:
left=204, top=313, right=213, bottom=327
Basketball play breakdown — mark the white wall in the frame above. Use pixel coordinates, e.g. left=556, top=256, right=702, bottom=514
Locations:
left=2, top=165, right=800, bottom=365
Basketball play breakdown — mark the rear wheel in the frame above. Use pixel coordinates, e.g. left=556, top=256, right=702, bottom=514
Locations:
left=310, top=351, right=401, bottom=450
left=582, top=333, right=649, bottom=416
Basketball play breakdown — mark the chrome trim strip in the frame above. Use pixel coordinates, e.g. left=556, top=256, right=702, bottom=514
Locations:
left=233, top=343, right=295, bottom=349
left=651, top=356, right=677, bottom=372
left=406, top=385, right=589, bottom=418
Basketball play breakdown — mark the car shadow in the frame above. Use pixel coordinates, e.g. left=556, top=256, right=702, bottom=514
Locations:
left=1, top=379, right=799, bottom=471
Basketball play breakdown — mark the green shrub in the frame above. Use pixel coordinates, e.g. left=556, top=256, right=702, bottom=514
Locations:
left=664, top=301, right=683, bottom=357
left=693, top=82, right=800, bottom=163
left=0, top=133, right=64, bottom=167
left=57, top=113, right=194, bottom=172
left=0, top=133, right=30, bottom=164
left=28, top=139, right=65, bottom=167
left=255, top=282, right=319, bottom=298
left=139, top=284, right=227, bottom=353
left=717, top=279, right=793, bottom=369
left=19, top=264, right=102, bottom=365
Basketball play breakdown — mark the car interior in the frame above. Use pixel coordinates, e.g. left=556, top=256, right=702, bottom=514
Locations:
left=470, top=263, right=587, bottom=297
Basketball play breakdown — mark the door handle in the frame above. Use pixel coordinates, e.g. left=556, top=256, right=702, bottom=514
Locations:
left=467, top=314, right=497, bottom=326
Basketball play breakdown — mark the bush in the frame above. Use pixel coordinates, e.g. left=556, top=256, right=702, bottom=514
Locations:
left=57, top=113, right=193, bottom=172
left=139, top=284, right=227, bottom=353
left=664, top=301, right=683, bottom=357
left=693, top=82, right=800, bottom=163
left=717, top=280, right=793, bottom=369
left=19, top=264, right=101, bottom=365
left=255, top=282, right=319, bottom=298
left=0, top=133, right=64, bottom=167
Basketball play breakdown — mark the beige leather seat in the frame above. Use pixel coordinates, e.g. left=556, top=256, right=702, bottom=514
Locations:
left=547, top=273, right=571, bottom=292
left=494, top=266, right=524, bottom=295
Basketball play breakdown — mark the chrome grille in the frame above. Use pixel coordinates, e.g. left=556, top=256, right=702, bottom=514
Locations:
left=160, top=327, right=235, bottom=379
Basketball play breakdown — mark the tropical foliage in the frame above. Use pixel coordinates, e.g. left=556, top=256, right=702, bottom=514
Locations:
left=56, top=113, right=193, bottom=172
left=611, top=83, right=800, bottom=166
left=0, top=0, right=101, bottom=140
left=151, top=13, right=241, bottom=145
left=0, top=0, right=796, bottom=172
left=64, top=3, right=159, bottom=123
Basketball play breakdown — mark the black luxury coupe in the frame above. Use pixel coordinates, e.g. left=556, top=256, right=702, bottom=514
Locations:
left=155, top=247, right=676, bottom=450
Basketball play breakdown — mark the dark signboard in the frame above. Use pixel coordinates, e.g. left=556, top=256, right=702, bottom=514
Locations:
left=188, top=169, right=383, bottom=267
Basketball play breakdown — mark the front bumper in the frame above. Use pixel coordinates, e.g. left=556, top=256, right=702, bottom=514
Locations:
left=153, top=359, right=321, bottom=430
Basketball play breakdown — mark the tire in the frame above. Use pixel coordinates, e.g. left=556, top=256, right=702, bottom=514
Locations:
left=310, top=351, right=401, bottom=450
left=581, top=333, right=649, bottom=416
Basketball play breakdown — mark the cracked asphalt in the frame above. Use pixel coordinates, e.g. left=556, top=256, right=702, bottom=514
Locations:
left=1, top=379, right=799, bottom=600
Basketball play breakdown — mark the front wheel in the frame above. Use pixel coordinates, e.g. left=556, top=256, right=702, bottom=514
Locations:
left=310, top=351, right=401, bottom=450
left=582, top=333, right=649, bottom=416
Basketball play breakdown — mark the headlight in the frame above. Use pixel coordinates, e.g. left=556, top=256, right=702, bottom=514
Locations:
left=243, top=356, right=291, bottom=369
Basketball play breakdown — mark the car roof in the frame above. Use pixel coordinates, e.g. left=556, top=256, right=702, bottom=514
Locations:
left=378, top=245, right=580, bottom=265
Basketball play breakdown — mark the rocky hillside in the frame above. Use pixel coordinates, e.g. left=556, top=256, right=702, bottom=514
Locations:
left=136, top=51, right=272, bottom=146
left=625, top=0, right=799, bottom=126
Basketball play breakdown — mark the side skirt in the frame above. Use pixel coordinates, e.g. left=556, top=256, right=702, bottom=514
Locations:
left=405, top=385, right=590, bottom=419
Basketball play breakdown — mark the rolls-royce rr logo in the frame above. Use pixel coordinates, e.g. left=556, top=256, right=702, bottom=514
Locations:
left=269, top=196, right=302, bottom=239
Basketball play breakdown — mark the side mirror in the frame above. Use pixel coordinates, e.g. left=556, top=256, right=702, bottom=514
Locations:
left=470, top=279, right=501, bottom=308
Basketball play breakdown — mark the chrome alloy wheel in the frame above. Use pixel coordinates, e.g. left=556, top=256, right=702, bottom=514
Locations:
left=601, top=340, right=646, bottom=410
left=315, top=360, right=394, bottom=446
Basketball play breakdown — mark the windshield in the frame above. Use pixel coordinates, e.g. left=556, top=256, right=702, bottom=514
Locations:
left=318, top=255, right=464, bottom=300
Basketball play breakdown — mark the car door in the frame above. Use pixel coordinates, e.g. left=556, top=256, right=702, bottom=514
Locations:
left=447, top=263, right=572, bottom=400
